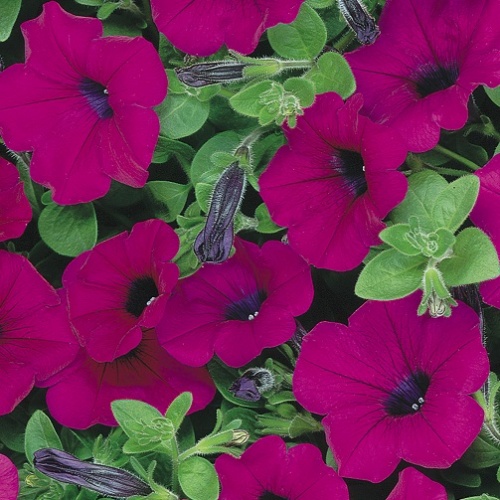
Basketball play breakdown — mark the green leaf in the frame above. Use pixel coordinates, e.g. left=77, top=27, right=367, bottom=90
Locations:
left=485, top=85, right=500, bottom=107
left=268, top=3, right=327, bottom=60
left=144, top=181, right=191, bottom=223
left=283, top=78, right=315, bottom=107
left=461, top=496, right=499, bottom=500
left=38, top=202, right=97, bottom=257
left=165, top=393, right=193, bottom=432
left=432, top=174, right=479, bottom=232
left=255, top=203, right=282, bottom=234
left=440, top=227, right=500, bottom=286
left=158, top=94, right=210, bottom=139
left=0, top=0, right=21, bottom=42
left=379, top=223, right=420, bottom=256
left=229, top=81, right=275, bottom=118
left=97, top=2, right=118, bottom=20
left=75, top=0, right=103, bottom=5
left=25, top=411, right=63, bottom=465
left=306, top=0, right=334, bottom=7
left=303, top=52, right=356, bottom=98
left=461, top=431, right=500, bottom=469
left=440, top=466, right=481, bottom=488
left=390, top=170, right=449, bottom=232
left=355, top=249, right=426, bottom=300
left=111, top=400, right=175, bottom=454
left=178, top=456, right=219, bottom=500
left=190, top=131, right=242, bottom=208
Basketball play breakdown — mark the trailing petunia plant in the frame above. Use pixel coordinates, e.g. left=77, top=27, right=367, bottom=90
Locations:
left=1, top=0, right=500, bottom=499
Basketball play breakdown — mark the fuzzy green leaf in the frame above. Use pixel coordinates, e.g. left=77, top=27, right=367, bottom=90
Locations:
left=165, top=393, right=193, bottom=432
left=379, top=224, right=420, bottom=256
left=268, top=4, right=327, bottom=59
left=229, top=81, right=275, bottom=118
left=158, top=94, right=209, bottom=139
left=38, top=202, right=97, bottom=257
left=178, top=457, right=219, bottom=500
left=25, top=411, right=63, bottom=465
left=440, top=227, right=500, bottom=286
left=303, top=52, right=356, bottom=98
left=144, top=181, right=191, bottom=223
left=355, top=249, right=426, bottom=300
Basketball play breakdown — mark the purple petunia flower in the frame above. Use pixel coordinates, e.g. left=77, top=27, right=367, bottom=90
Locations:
left=293, top=294, right=489, bottom=482
left=150, top=0, right=305, bottom=57
left=0, top=251, right=79, bottom=415
left=157, top=237, right=313, bottom=368
left=215, top=435, right=349, bottom=500
left=63, top=219, right=179, bottom=363
left=0, top=157, right=31, bottom=241
left=470, top=154, right=500, bottom=309
left=0, top=2, right=167, bottom=204
left=387, top=468, right=447, bottom=500
left=42, top=328, right=215, bottom=429
left=0, top=455, right=19, bottom=500
left=259, top=92, right=408, bottom=271
left=345, top=0, right=500, bottom=153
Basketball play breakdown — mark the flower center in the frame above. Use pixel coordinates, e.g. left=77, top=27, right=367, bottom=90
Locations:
left=384, top=369, right=430, bottom=417
left=413, top=63, right=459, bottom=98
left=224, top=290, right=267, bottom=321
left=259, top=493, right=288, bottom=500
left=80, top=78, right=113, bottom=119
left=332, top=149, right=367, bottom=197
left=125, top=277, right=159, bottom=318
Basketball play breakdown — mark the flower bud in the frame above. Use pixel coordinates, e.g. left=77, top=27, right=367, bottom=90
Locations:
left=338, top=0, right=380, bottom=45
left=194, top=163, right=246, bottom=264
left=176, top=61, right=248, bottom=87
left=33, top=448, right=152, bottom=498
left=229, top=368, right=275, bottom=402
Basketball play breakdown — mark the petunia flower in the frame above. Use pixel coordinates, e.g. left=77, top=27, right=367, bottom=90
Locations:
left=293, top=294, right=489, bottom=482
left=42, top=328, right=215, bottom=429
left=0, top=2, right=167, bottom=204
left=345, top=0, right=500, bottom=153
left=259, top=92, right=408, bottom=271
left=157, top=237, right=313, bottom=368
left=34, top=448, right=152, bottom=497
left=150, top=0, right=305, bottom=57
left=0, top=157, right=31, bottom=241
left=0, top=455, right=19, bottom=500
left=470, top=154, right=500, bottom=309
left=215, top=435, right=349, bottom=500
left=63, top=219, right=179, bottom=363
left=0, top=250, right=79, bottom=415
left=386, top=468, right=447, bottom=500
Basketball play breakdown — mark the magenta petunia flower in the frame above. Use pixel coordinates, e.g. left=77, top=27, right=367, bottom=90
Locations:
left=0, top=2, right=167, bottom=204
left=259, top=92, right=407, bottom=271
left=470, top=154, right=500, bottom=308
left=293, top=294, right=489, bottom=482
left=0, top=250, right=78, bottom=415
left=215, top=435, right=349, bottom=500
left=345, top=0, right=500, bottom=152
left=0, top=157, right=31, bottom=241
left=387, top=468, right=447, bottom=500
left=0, top=455, right=19, bottom=500
left=63, top=219, right=179, bottom=363
left=157, top=237, right=313, bottom=368
left=150, top=0, right=305, bottom=57
left=42, top=328, right=215, bottom=429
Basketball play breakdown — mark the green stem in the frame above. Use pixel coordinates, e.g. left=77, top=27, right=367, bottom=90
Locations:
left=433, top=144, right=481, bottom=171
left=218, top=88, right=236, bottom=99
left=335, top=31, right=356, bottom=53
left=426, top=165, right=470, bottom=177
left=169, top=437, right=180, bottom=495
left=277, top=59, right=313, bottom=71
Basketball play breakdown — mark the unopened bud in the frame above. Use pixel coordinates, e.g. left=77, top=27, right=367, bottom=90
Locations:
left=229, top=430, right=250, bottom=446
left=229, top=368, right=275, bottom=402
left=176, top=61, right=247, bottom=87
left=33, top=448, right=152, bottom=497
left=338, top=0, right=380, bottom=45
left=194, top=163, right=246, bottom=264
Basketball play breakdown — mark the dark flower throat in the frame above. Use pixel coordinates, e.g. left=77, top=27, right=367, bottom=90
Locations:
left=414, top=63, right=459, bottom=98
left=225, top=289, right=267, bottom=321
left=332, top=149, right=367, bottom=197
left=384, top=369, right=430, bottom=417
left=80, top=78, right=113, bottom=119
left=125, top=277, right=159, bottom=318
left=260, top=492, right=288, bottom=500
